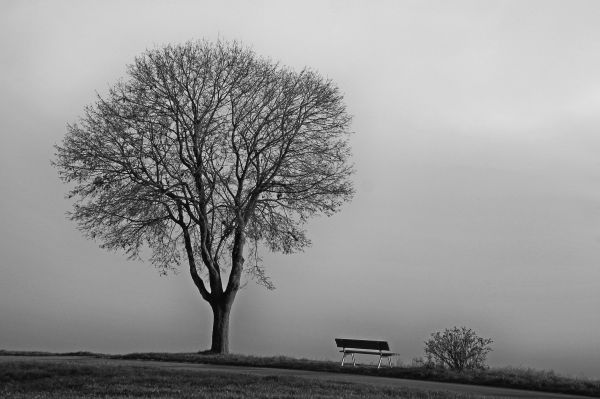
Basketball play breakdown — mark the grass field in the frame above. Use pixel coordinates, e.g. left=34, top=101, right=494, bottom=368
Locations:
left=1, top=359, right=489, bottom=399
left=2, top=350, right=600, bottom=398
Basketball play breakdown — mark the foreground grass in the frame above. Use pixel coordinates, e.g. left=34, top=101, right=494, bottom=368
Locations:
left=111, top=352, right=600, bottom=397
left=2, top=350, right=600, bottom=397
left=1, top=360, right=484, bottom=399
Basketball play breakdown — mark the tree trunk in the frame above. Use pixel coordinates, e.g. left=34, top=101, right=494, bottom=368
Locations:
left=209, top=300, right=232, bottom=354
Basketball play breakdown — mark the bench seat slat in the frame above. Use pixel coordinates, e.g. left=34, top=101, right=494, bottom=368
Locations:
left=339, top=349, right=396, bottom=356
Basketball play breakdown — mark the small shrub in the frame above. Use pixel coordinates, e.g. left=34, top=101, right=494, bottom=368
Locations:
left=424, top=326, right=493, bottom=371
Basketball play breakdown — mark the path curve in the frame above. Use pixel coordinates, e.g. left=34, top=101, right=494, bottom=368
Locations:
left=0, top=355, right=591, bottom=399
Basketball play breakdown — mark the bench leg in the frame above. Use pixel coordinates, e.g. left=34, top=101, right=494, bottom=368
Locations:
left=341, top=351, right=346, bottom=366
left=377, top=355, right=382, bottom=369
left=388, top=356, right=393, bottom=368
left=351, top=353, right=356, bottom=367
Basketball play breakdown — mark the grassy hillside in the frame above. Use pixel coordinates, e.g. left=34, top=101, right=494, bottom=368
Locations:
left=1, top=359, right=489, bottom=399
left=2, top=350, right=599, bottom=397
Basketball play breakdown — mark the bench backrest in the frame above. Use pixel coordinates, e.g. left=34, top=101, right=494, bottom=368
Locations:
left=335, top=338, right=390, bottom=351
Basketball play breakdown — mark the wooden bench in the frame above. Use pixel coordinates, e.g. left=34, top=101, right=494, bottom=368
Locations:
left=335, top=338, right=397, bottom=368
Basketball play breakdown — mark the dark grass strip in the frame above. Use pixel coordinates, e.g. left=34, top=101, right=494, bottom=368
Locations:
left=2, top=350, right=599, bottom=397
left=1, top=360, right=482, bottom=399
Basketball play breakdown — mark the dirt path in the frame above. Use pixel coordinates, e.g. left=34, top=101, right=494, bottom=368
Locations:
left=0, top=355, right=592, bottom=399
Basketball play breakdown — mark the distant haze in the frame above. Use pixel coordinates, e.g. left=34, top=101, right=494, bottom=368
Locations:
left=1, top=0, right=599, bottom=378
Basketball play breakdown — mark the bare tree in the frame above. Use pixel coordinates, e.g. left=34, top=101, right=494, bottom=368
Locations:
left=54, top=40, right=354, bottom=353
left=424, top=326, right=493, bottom=371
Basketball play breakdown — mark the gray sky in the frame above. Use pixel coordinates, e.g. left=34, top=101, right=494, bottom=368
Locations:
left=1, top=0, right=600, bottom=378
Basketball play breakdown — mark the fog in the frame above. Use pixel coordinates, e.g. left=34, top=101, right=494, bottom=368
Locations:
left=1, top=0, right=599, bottom=378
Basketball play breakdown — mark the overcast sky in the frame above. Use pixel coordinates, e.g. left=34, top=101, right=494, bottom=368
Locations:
left=1, top=0, right=600, bottom=378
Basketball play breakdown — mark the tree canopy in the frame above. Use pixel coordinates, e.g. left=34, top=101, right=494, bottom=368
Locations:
left=54, top=40, right=354, bottom=352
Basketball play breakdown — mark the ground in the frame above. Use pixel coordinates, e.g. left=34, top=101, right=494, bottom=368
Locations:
left=0, top=355, right=594, bottom=399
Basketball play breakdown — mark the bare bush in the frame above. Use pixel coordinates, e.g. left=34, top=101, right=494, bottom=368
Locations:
left=424, top=326, right=493, bottom=371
